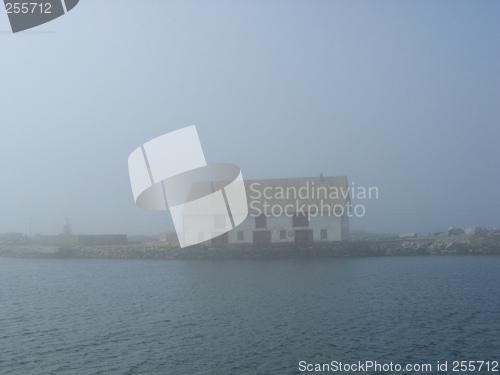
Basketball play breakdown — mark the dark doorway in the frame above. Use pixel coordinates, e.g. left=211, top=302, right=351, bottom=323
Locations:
left=212, top=232, right=228, bottom=246
left=295, top=230, right=313, bottom=245
left=292, top=212, right=309, bottom=227
left=253, top=230, right=271, bottom=244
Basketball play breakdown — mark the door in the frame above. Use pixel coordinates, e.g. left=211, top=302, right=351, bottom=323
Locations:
left=295, top=229, right=313, bottom=245
left=212, top=232, right=229, bottom=246
left=253, top=230, right=271, bottom=244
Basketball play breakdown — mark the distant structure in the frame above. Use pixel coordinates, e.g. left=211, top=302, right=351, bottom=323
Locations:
left=202, top=175, right=350, bottom=246
left=37, top=217, right=127, bottom=246
left=62, top=216, right=72, bottom=235
left=38, top=234, right=128, bottom=247
left=399, top=232, right=417, bottom=239
left=0, top=232, right=28, bottom=244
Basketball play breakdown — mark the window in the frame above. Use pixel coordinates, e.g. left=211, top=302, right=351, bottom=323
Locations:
left=321, top=229, right=327, bottom=239
left=292, top=212, right=308, bottom=227
left=280, top=230, right=286, bottom=240
left=255, top=214, right=267, bottom=229
left=237, top=231, right=244, bottom=241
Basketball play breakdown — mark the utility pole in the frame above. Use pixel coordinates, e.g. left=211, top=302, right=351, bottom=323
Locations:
left=29, top=217, right=32, bottom=240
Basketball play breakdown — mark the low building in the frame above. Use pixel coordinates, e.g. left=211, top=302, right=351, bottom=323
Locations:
left=0, top=232, right=28, bottom=244
left=211, top=175, right=350, bottom=246
left=38, top=234, right=127, bottom=246
left=77, top=234, right=128, bottom=246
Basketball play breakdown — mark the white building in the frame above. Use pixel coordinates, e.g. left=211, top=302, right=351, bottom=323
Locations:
left=211, top=175, right=350, bottom=246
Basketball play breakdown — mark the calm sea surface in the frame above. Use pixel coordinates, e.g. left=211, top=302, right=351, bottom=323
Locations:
left=0, top=256, right=498, bottom=374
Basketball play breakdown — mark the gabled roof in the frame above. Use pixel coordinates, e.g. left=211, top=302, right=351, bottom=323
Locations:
left=245, top=176, right=349, bottom=211
left=179, top=175, right=350, bottom=216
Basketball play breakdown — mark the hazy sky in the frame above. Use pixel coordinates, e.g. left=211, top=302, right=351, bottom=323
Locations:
left=1, top=1, right=499, bottom=236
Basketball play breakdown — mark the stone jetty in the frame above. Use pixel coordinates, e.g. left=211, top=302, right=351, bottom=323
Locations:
left=0, top=229, right=498, bottom=260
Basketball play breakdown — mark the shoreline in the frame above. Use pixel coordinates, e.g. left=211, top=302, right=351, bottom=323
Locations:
left=1, top=233, right=499, bottom=260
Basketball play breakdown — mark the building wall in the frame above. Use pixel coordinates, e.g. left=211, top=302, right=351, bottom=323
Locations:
left=228, top=213, right=344, bottom=244
left=182, top=215, right=231, bottom=246
left=341, top=212, right=350, bottom=241
left=187, top=176, right=350, bottom=245
left=227, top=214, right=258, bottom=244
left=310, top=215, right=343, bottom=242
left=38, top=235, right=80, bottom=246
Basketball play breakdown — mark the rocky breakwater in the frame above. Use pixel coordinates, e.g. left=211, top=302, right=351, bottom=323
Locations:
left=71, top=229, right=499, bottom=259
left=0, top=228, right=498, bottom=260
left=427, top=229, right=500, bottom=255
left=0, top=245, right=59, bottom=258
left=375, top=228, right=500, bottom=256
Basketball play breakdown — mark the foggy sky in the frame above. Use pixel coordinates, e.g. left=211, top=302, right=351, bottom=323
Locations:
left=1, top=1, right=499, bottom=236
